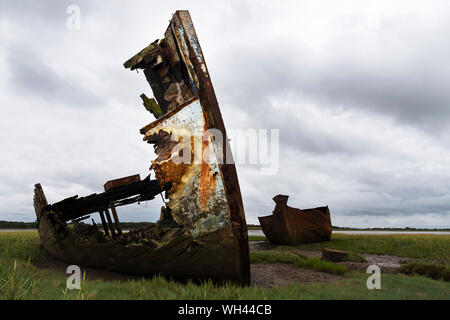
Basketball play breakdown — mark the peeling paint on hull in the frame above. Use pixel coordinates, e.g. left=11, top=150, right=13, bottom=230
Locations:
left=143, top=98, right=231, bottom=239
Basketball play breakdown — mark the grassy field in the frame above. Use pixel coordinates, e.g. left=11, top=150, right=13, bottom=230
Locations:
left=0, top=231, right=449, bottom=300
left=250, top=233, right=450, bottom=263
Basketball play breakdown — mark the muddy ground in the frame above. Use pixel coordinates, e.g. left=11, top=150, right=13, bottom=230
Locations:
left=34, top=241, right=410, bottom=288
left=250, top=241, right=410, bottom=274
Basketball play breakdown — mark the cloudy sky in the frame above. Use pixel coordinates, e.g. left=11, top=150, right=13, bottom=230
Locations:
left=1, top=0, right=449, bottom=228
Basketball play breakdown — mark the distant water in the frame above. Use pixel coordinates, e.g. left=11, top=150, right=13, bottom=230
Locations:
left=248, top=229, right=450, bottom=236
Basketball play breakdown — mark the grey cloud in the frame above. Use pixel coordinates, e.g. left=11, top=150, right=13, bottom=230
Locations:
left=1, top=1, right=450, bottom=228
left=215, top=22, right=450, bottom=134
left=6, top=43, right=102, bottom=108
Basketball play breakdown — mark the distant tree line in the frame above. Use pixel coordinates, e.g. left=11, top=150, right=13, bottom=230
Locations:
left=0, top=221, right=37, bottom=229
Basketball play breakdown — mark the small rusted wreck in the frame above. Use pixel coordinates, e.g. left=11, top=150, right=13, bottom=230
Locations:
left=34, top=11, right=250, bottom=285
left=258, top=195, right=332, bottom=245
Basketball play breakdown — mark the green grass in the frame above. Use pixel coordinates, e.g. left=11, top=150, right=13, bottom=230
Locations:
left=249, top=235, right=266, bottom=241
left=0, top=260, right=448, bottom=300
left=0, top=231, right=449, bottom=299
left=346, top=252, right=368, bottom=263
left=397, top=262, right=450, bottom=281
left=0, top=231, right=45, bottom=262
left=250, top=250, right=348, bottom=275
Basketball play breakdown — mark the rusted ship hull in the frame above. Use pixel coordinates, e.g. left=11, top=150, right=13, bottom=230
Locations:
left=258, top=195, right=332, bottom=245
left=33, top=11, right=250, bottom=285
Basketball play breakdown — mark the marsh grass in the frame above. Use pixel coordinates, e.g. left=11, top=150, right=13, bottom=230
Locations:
left=251, top=234, right=450, bottom=263
left=346, top=252, right=368, bottom=263
left=248, top=235, right=266, bottom=241
left=0, top=231, right=449, bottom=299
left=299, top=234, right=450, bottom=263
left=0, top=259, right=38, bottom=300
left=0, top=231, right=45, bottom=262
left=397, top=262, right=450, bottom=282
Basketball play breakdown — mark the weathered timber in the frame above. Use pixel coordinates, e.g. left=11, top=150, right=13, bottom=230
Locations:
left=33, top=183, right=48, bottom=220
left=109, top=201, right=122, bottom=235
left=104, top=174, right=141, bottom=191
left=123, top=42, right=160, bottom=70
left=98, top=211, right=110, bottom=237
left=34, top=10, right=249, bottom=286
left=259, top=195, right=332, bottom=245
left=50, top=175, right=166, bottom=222
left=36, top=184, right=240, bottom=283
left=104, top=209, right=117, bottom=239
left=140, top=93, right=163, bottom=119
left=130, top=11, right=249, bottom=284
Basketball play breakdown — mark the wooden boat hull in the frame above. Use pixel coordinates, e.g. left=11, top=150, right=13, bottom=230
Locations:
left=258, top=195, right=332, bottom=245
left=33, top=10, right=250, bottom=285
left=35, top=183, right=243, bottom=284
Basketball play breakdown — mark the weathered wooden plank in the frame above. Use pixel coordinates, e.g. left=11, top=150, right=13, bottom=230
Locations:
left=98, top=211, right=110, bottom=237
left=104, top=208, right=117, bottom=239
left=51, top=176, right=166, bottom=221
left=33, top=183, right=48, bottom=219
left=109, top=201, right=122, bottom=235
left=104, top=174, right=141, bottom=191
left=123, top=42, right=160, bottom=70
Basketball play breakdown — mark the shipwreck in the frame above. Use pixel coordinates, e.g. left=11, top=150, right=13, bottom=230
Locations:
left=33, top=11, right=250, bottom=285
left=258, top=195, right=332, bottom=245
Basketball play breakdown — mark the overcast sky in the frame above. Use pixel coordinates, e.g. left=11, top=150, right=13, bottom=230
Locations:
left=1, top=0, right=449, bottom=228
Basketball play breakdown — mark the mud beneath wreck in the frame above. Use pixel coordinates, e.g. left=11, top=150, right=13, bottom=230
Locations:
left=34, top=255, right=141, bottom=282
left=34, top=254, right=345, bottom=289
left=251, top=263, right=344, bottom=288
left=34, top=240, right=409, bottom=288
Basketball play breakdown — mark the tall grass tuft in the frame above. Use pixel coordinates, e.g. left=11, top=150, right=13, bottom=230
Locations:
left=0, top=231, right=44, bottom=262
left=0, top=259, right=38, bottom=300
left=397, top=262, right=450, bottom=282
